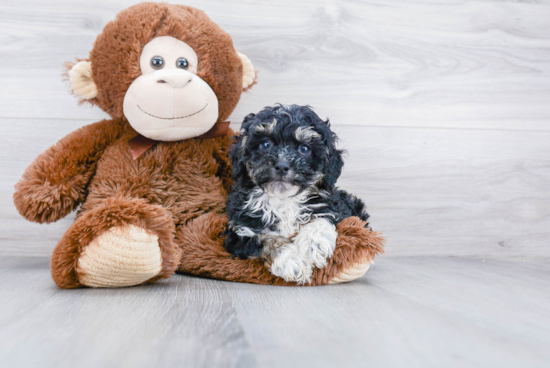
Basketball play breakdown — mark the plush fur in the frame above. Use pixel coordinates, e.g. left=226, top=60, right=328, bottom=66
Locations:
left=13, top=3, right=385, bottom=288
left=223, top=105, right=374, bottom=283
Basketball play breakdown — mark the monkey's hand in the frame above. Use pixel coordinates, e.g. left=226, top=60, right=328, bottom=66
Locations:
left=14, top=119, right=125, bottom=223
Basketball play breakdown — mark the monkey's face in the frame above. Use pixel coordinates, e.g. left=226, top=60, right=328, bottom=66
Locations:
left=123, top=36, right=219, bottom=141
left=67, top=3, right=257, bottom=137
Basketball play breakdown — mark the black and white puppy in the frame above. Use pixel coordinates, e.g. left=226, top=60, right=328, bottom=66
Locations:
left=223, top=105, right=370, bottom=284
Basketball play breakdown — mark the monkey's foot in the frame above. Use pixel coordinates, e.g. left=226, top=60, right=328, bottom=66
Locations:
left=329, top=257, right=371, bottom=284
left=51, top=196, right=180, bottom=289
left=76, top=225, right=162, bottom=287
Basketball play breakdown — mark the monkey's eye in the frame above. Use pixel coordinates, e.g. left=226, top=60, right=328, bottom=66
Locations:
left=299, top=144, right=311, bottom=155
left=260, top=140, right=272, bottom=151
left=176, top=58, right=189, bottom=69
left=151, top=56, right=164, bottom=69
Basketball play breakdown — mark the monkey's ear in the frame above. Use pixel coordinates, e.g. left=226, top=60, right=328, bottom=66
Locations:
left=68, top=61, right=98, bottom=100
left=237, top=52, right=257, bottom=91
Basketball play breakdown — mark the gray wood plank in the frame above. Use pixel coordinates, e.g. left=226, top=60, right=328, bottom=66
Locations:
left=227, top=257, right=550, bottom=368
left=0, top=257, right=257, bottom=368
left=3, top=119, right=550, bottom=258
left=0, top=0, right=549, bottom=130
left=0, top=256, right=548, bottom=368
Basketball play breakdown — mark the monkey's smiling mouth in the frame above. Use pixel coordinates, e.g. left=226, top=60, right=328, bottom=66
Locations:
left=137, top=103, right=208, bottom=120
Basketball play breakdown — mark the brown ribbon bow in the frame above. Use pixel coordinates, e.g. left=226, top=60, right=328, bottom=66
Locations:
left=128, top=121, right=230, bottom=160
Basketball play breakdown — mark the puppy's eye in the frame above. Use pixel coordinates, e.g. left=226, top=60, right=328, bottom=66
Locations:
left=176, top=57, right=189, bottom=69
left=151, top=56, right=164, bottom=69
left=260, top=140, right=272, bottom=150
left=299, top=144, right=311, bottom=155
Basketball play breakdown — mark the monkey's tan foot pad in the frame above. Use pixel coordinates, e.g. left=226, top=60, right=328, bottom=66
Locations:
left=328, top=258, right=371, bottom=284
left=76, top=225, right=162, bottom=288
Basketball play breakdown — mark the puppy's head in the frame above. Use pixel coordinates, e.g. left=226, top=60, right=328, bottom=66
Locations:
left=230, top=104, right=344, bottom=195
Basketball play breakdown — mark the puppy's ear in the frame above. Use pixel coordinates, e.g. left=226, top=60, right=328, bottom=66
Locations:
left=228, top=134, right=247, bottom=181
left=325, top=146, right=344, bottom=188
left=230, top=113, right=256, bottom=181
left=323, top=122, right=344, bottom=188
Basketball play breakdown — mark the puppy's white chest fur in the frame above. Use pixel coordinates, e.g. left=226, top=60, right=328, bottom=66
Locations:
left=244, top=185, right=338, bottom=284
left=244, top=186, right=311, bottom=238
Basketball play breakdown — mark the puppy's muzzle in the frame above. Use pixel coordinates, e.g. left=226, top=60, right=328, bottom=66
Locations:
left=272, top=159, right=293, bottom=180
left=274, top=160, right=290, bottom=175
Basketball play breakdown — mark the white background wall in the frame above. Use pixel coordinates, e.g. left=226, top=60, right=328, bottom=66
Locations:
left=1, top=0, right=549, bottom=257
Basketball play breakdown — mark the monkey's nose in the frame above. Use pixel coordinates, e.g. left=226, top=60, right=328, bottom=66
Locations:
left=274, top=161, right=290, bottom=174
left=155, top=71, right=192, bottom=88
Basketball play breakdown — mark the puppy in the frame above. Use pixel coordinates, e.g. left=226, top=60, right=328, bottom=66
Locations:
left=223, top=105, right=370, bottom=284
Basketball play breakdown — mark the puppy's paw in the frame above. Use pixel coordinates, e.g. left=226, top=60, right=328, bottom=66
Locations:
left=294, top=218, right=337, bottom=269
left=270, top=247, right=313, bottom=284
left=261, top=235, right=292, bottom=249
left=260, top=235, right=292, bottom=263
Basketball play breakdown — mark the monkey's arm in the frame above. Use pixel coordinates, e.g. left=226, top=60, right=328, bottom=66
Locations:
left=177, top=213, right=385, bottom=286
left=14, top=119, right=126, bottom=223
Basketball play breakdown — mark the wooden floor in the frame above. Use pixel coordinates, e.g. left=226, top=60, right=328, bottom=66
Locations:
left=1, top=0, right=549, bottom=367
left=0, top=256, right=548, bottom=368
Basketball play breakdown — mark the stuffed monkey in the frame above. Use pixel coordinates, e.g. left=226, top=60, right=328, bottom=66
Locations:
left=13, top=3, right=384, bottom=288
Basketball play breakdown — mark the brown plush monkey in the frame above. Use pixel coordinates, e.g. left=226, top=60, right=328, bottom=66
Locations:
left=13, top=3, right=384, bottom=289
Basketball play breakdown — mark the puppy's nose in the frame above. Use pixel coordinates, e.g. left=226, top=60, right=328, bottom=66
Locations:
left=274, top=161, right=290, bottom=174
